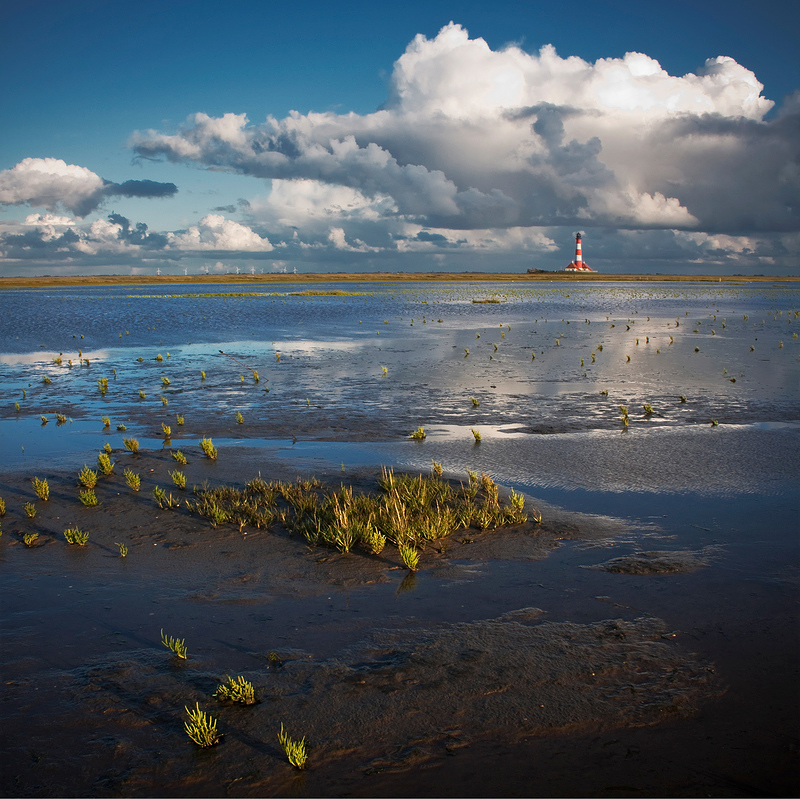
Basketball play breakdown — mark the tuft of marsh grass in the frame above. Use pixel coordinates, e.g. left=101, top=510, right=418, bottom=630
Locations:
left=40, top=415, right=48, bottom=425
left=102, top=416, right=111, bottom=429
left=56, top=413, right=68, bottom=424
left=139, top=390, right=146, bottom=399
left=64, top=526, right=89, bottom=545
left=470, top=428, right=481, bottom=443
left=124, top=469, right=141, bottom=491
left=0, top=497, right=5, bottom=516
left=184, top=704, right=220, bottom=747
left=42, top=375, right=52, bottom=384
left=431, top=460, right=443, bottom=478
left=470, top=396, right=480, bottom=407
left=176, top=414, right=184, bottom=426
left=153, top=486, right=180, bottom=509
left=116, top=424, right=127, bottom=431
left=235, top=411, right=244, bottom=424
left=116, top=542, right=128, bottom=557
left=97, top=377, right=109, bottom=395
left=214, top=675, right=256, bottom=705
left=78, top=465, right=98, bottom=489
left=398, top=542, right=420, bottom=571
left=161, top=376, right=170, bottom=386
left=409, top=427, right=426, bottom=441
left=161, top=396, right=169, bottom=406
left=170, top=470, right=187, bottom=490
left=161, top=629, right=187, bottom=659
left=161, top=423, right=172, bottom=438
left=24, top=502, right=36, bottom=518
left=642, top=403, right=654, bottom=416
left=172, top=450, right=188, bottom=465
left=32, top=477, right=49, bottom=501
left=79, top=488, right=99, bottom=507
left=123, top=438, right=139, bottom=455
left=103, top=442, right=112, bottom=454
left=278, top=724, right=307, bottom=769
left=200, top=438, right=217, bottom=460
left=97, top=453, right=114, bottom=475
left=23, top=532, right=39, bottom=547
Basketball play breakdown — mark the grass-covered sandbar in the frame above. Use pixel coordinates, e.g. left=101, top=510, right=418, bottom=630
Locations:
left=1, top=278, right=798, bottom=797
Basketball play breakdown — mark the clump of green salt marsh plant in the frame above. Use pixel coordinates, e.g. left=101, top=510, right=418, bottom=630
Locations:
left=79, top=488, right=99, bottom=507
left=116, top=424, right=126, bottom=431
left=116, top=542, right=128, bottom=557
left=235, top=411, right=244, bottom=424
left=139, top=390, right=146, bottom=399
left=103, top=442, right=112, bottom=454
left=97, top=453, right=114, bottom=475
left=153, top=486, right=180, bottom=509
left=170, top=470, right=186, bottom=490
left=97, top=377, right=109, bottom=395
left=63, top=526, right=89, bottom=546
left=32, top=477, right=49, bottom=501
left=123, top=438, right=139, bottom=455
left=409, top=427, right=426, bottom=441
left=24, top=502, right=36, bottom=518
left=184, top=704, right=220, bottom=747
left=0, top=497, right=5, bottom=516
left=41, top=415, right=48, bottom=426
left=161, top=423, right=172, bottom=438
left=278, top=724, right=307, bottom=769
left=200, top=438, right=217, bottom=459
left=161, top=376, right=170, bottom=387
left=470, top=396, right=480, bottom=407
left=78, top=465, right=98, bottom=489
left=172, top=450, right=188, bottom=465
left=619, top=405, right=629, bottom=427
left=56, top=413, right=68, bottom=425
left=15, top=402, right=20, bottom=412
left=200, top=370, right=206, bottom=381
left=124, top=469, right=141, bottom=491
left=23, top=532, right=39, bottom=547
left=155, top=353, right=163, bottom=362
left=431, top=460, right=443, bottom=478
left=470, top=428, right=481, bottom=443
left=161, top=396, right=169, bottom=407
left=176, top=414, right=184, bottom=426
left=42, top=375, right=52, bottom=385
left=642, top=403, right=654, bottom=416
left=102, top=416, right=110, bottom=429
left=398, top=542, right=420, bottom=571
left=161, top=629, right=188, bottom=659
left=214, top=675, right=256, bottom=705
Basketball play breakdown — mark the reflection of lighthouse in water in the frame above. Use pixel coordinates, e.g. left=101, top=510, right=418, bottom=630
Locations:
left=565, top=232, right=596, bottom=272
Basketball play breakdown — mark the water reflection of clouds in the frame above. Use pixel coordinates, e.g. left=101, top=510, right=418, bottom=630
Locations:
left=0, top=349, right=112, bottom=365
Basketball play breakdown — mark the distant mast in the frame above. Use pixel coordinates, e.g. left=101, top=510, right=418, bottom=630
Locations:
left=565, top=232, right=596, bottom=272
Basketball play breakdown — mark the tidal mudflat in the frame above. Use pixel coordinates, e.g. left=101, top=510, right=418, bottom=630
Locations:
left=1, top=279, right=798, bottom=797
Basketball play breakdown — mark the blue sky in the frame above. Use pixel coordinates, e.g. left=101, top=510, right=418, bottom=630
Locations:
left=1, top=0, right=798, bottom=275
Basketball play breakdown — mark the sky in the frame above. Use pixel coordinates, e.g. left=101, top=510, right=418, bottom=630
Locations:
left=1, top=0, right=798, bottom=276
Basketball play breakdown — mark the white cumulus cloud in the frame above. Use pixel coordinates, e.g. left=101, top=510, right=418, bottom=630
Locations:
left=167, top=214, right=273, bottom=251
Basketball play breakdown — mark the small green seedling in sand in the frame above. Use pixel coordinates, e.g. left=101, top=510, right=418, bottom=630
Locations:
left=409, top=427, right=426, bottom=441
left=161, top=629, right=188, bottom=659
left=97, top=453, right=114, bottom=475
left=200, top=438, right=217, bottom=460
left=116, top=542, right=128, bottom=557
left=124, top=438, right=139, bottom=455
left=79, top=488, right=99, bottom=507
left=78, top=465, right=98, bottom=489
left=381, top=366, right=388, bottom=375
left=214, top=675, right=256, bottom=705
left=124, top=469, right=141, bottom=491
left=184, top=704, right=220, bottom=747
left=23, top=532, right=39, bottom=547
left=64, top=526, right=89, bottom=546
left=172, top=450, right=188, bottom=465
left=23, top=502, right=36, bottom=519
left=278, top=724, right=307, bottom=769
left=32, top=477, right=49, bottom=501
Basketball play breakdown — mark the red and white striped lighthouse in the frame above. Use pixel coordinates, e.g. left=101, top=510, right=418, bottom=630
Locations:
left=565, top=232, right=596, bottom=272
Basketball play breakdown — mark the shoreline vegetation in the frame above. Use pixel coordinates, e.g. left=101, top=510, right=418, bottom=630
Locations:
left=1, top=271, right=798, bottom=289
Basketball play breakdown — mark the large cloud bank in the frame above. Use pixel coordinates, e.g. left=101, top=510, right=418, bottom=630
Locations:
left=131, top=23, right=797, bottom=237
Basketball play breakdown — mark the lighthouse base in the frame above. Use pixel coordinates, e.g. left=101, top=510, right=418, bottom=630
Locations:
left=565, top=261, right=596, bottom=272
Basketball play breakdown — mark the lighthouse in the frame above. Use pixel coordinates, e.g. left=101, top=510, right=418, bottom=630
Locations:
left=565, top=232, right=596, bottom=272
